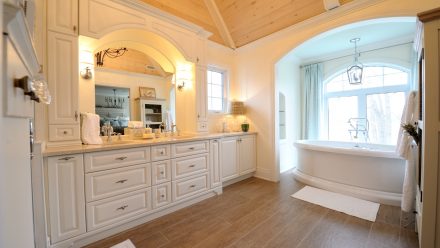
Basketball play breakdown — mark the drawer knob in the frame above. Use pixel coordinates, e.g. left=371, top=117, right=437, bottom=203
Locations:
left=115, top=156, right=128, bottom=161
left=63, top=131, right=68, bottom=135
left=58, top=156, right=74, bottom=161
left=116, top=205, right=128, bottom=211
left=188, top=147, right=195, bottom=150
left=190, top=185, right=196, bottom=188
left=160, top=171, right=164, bottom=175
left=161, top=194, right=165, bottom=198
left=189, top=164, right=195, bottom=168
left=115, top=179, right=128, bottom=184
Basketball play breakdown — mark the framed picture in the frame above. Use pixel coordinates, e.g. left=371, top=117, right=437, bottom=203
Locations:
left=139, top=87, right=156, bottom=98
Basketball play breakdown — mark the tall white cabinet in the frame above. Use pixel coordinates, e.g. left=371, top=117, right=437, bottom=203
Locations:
left=221, top=134, right=257, bottom=182
left=46, top=0, right=80, bottom=145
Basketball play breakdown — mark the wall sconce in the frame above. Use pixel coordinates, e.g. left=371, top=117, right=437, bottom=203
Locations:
left=177, top=81, right=185, bottom=91
left=79, top=50, right=94, bottom=80
left=80, top=67, right=92, bottom=79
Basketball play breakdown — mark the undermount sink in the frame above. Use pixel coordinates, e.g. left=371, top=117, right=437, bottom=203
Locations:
left=101, top=140, right=135, bottom=146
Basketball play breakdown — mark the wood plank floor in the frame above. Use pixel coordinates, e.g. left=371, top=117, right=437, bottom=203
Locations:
left=84, top=171, right=419, bottom=248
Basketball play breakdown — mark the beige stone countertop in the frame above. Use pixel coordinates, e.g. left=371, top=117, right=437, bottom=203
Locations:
left=42, top=131, right=257, bottom=157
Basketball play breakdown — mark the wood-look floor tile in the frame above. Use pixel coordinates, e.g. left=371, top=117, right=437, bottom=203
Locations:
left=82, top=171, right=419, bottom=248
left=366, top=222, right=402, bottom=248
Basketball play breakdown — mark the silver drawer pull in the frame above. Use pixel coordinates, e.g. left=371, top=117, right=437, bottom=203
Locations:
left=189, top=164, right=195, bottom=168
left=189, top=185, right=196, bottom=188
left=188, top=147, right=195, bottom=150
left=115, top=179, right=128, bottom=184
left=59, top=156, right=74, bottom=161
left=115, top=156, right=128, bottom=161
left=116, top=205, right=128, bottom=211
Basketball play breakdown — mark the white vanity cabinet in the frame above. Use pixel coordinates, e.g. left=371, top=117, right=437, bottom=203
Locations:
left=195, top=65, right=208, bottom=132
left=221, top=134, right=257, bottom=182
left=47, top=154, right=86, bottom=243
left=47, top=0, right=79, bottom=35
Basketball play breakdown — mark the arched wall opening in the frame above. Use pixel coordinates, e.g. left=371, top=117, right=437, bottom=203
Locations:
left=274, top=17, right=416, bottom=176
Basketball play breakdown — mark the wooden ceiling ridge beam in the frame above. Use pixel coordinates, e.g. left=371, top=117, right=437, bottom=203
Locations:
left=204, top=0, right=236, bottom=49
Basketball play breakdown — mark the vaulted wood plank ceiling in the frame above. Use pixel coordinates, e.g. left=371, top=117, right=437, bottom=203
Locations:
left=139, top=0, right=354, bottom=48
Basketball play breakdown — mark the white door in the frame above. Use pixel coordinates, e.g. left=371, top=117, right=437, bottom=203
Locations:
left=47, top=154, right=86, bottom=243
left=47, top=31, right=79, bottom=125
left=221, top=137, right=238, bottom=181
left=47, top=0, right=78, bottom=35
left=239, top=135, right=256, bottom=175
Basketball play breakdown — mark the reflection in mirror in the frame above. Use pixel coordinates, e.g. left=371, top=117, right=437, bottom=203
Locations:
left=95, top=85, right=130, bottom=134
left=93, top=46, right=175, bottom=132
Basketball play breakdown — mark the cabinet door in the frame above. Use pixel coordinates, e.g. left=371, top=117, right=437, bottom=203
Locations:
left=221, top=137, right=238, bottom=181
left=210, top=139, right=222, bottom=188
left=47, top=154, right=86, bottom=243
left=47, top=32, right=79, bottom=125
left=47, top=0, right=78, bottom=35
left=239, top=135, right=256, bottom=175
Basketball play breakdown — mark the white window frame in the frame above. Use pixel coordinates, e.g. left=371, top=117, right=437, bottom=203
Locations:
left=323, top=64, right=410, bottom=141
left=207, top=66, right=229, bottom=114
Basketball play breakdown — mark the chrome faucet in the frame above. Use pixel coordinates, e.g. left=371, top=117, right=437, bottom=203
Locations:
left=347, top=117, right=369, bottom=142
left=101, top=123, right=114, bottom=142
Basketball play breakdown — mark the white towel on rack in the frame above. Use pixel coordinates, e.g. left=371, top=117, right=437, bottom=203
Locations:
left=396, top=91, right=419, bottom=159
left=81, top=113, right=103, bottom=145
left=401, top=142, right=418, bottom=212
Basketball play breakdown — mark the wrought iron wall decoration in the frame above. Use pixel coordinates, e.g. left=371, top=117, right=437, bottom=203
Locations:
left=95, top=47, right=128, bottom=67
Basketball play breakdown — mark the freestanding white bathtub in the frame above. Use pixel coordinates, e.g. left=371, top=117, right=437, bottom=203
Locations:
left=292, top=140, right=405, bottom=206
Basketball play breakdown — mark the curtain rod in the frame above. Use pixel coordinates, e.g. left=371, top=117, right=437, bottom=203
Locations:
left=299, top=42, right=413, bottom=68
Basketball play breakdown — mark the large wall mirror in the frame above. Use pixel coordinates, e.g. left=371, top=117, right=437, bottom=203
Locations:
left=92, top=46, right=175, bottom=132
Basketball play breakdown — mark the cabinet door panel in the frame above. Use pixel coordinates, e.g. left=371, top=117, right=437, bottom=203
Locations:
left=239, top=135, right=256, bottom=175
left=47, top=32, right=78, bottom=125
left=47, top=154, right=86, bottom=243
left=210, top=139, right=222, bottom=188
left=47, top=0, right=78, bottom=35
left=221, top=138, right=238, bottom=181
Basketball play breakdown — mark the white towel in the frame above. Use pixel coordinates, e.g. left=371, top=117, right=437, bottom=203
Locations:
left=81, top=113, right=103, bottom=145
left=401, top=143, right=418, bottom=212
left=396, top=91, right=419, bottom=159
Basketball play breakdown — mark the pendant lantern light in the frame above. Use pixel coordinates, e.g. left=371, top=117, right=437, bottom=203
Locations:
left=347, top=38, right=363, bottom=85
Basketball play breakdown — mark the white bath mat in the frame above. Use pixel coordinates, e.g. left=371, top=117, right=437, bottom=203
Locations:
left=291, top=186, right=380, bottom=222
left=110, top=239, right=136, bottom=248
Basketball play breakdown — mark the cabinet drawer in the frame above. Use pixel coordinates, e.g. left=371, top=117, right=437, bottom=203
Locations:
left=151, top=145, right=171, bottom=161
left=84, top=147, right=150, bottom=172
left=171, top=141, right=209, bottom=158
left=172, top=173, right=209, bottom=202
left=48, top=124, right=80, bottom=141
left=86, top=188, right=151, bottom=231
left=172, top=154, right=208, bottom=180
left=152, top=182, right=172, bottom=209
left=85, top=163, right=151, bottom=202
left=152, top=160, right=171, bottom=185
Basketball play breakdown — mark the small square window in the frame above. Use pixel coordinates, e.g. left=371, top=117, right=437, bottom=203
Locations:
left=207, top=68, right=227, bottom=113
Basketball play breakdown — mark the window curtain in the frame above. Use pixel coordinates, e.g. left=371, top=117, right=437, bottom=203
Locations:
left=300, top=63, right=323, bottom=139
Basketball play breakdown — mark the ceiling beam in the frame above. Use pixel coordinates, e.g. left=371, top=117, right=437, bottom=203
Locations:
left=203, top=0, right=236, bottom=49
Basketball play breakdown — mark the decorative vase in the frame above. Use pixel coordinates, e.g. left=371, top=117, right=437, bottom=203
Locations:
left=241, top=123, right=249, bottom=132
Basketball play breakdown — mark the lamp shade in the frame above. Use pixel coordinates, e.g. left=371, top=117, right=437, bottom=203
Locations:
left=230, top=101, right=245, bottom=115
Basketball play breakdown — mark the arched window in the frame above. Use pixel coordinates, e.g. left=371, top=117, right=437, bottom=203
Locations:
left=323, top=65, right=410, bottom=145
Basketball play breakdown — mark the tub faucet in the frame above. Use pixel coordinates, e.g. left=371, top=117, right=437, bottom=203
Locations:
left=347, top=117, right=369, bottom=142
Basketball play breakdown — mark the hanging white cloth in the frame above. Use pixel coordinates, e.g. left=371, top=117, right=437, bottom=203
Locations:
left=81, top=113, right=103, bottom=145
left=395, top=91, right=419, bottom=212
left=396, top=91, right=419, bottom=159
left=401, top=143, right=418, bottom=212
